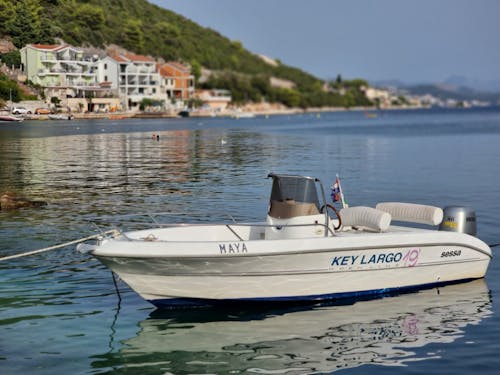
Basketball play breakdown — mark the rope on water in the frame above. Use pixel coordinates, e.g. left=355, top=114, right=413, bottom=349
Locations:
left=0, top=230, right=118, bottom=262
left=489, top=243, right=500, bottom=248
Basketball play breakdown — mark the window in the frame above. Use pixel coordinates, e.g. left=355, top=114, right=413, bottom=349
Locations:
left=104, top=75, right=108, bottom=81
left=104, top=63, right=107, bottom=70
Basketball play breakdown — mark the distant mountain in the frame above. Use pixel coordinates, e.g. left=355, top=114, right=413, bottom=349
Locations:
left=443, top=75, right=500, bottom=93
left=442, top=75, right=470, bottom=88
left=403, top=84, right=500, bottom=104
left=371, top=78, right=500, bottom=105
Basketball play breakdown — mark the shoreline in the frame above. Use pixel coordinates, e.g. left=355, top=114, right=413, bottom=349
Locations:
left=15, top=105, right=433, bottom=121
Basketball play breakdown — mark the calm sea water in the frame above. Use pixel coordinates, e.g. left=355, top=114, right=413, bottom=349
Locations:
left=1, top=108, right=500, bottom=374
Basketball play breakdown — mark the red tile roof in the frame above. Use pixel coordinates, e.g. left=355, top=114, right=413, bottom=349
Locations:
left=109, top=52, right=155, bottom=63
left=109, top=54, right=128, bottom=63
left=30, top=44, right=68, bottom=51
left=158, top=62, right=192, bottom=77
left=123, top=52, right=154, bottom=62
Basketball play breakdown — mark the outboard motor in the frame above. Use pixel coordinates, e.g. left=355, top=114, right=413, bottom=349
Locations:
left=439, top=206, right=476, bottom=236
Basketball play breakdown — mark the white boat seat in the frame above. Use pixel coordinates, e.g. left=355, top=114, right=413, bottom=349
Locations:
left=376, top=202, right=443, bottom=226
left=269, top=199, right=320, bottom=219
left=340, top=206, right=391, bottom=232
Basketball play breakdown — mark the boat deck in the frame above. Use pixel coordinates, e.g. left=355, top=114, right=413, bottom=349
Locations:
left=117, top=222, right=435, bottom=243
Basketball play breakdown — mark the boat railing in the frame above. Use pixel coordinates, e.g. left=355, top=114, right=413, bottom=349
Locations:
left=89, top=210, right=239, bottom=227
left=88, top=211, right=336, bottom=240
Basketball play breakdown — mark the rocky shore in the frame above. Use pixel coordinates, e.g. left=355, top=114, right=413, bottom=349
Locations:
left=0, top=191, right=47, bottom=210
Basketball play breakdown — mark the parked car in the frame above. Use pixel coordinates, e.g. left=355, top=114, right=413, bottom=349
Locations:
left=35, top=108, right=51, bottom=115
left=11, top=106, right=32, bottom=115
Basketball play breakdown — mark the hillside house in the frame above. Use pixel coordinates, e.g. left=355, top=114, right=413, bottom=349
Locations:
left=158, top=62, right=195, bottom=101
left=20, top=44, right=120, bottom=112
left=98, top=53, right=164, bottom=111
left=195, top=89, right=232, bottom=112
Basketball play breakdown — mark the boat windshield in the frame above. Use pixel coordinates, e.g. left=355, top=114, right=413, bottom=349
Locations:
left=268, top=174, right=321, bottom=209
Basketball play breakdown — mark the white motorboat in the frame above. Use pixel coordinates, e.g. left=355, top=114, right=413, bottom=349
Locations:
left=78, top=174, right=492, bottom=307
left=48, top=114, right=73, bottom=120
left=230, top=109, right=256, bottom=118
left=0, top=114, right=23, bottom=122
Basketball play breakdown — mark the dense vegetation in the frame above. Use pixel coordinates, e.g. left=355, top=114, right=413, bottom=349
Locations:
left=0, top=0, right=372, bottom=108
left=0, top=73, right=23, bottom=105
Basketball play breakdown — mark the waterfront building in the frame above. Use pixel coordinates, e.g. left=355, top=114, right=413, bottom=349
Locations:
left=363, top=87, right=391, bottom=107
left=98, top=53, right=165, bottom=111
left=19, top=45, right=199, bottom=113
left=157, top=62, right=195, bottom=101
left=156, top=63, right=178, bottom=110
left=20, top=44, right=97, bottom=88
left=195, top=89, right=232, bottom=112
left=20, top=44, right=120, bottom=112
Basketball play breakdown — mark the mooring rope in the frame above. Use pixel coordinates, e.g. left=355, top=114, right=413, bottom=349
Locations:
left=0, top=230, right=118, bottom=262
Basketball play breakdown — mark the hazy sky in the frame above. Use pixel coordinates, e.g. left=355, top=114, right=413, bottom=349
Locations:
left=152, top=0, right=500, bottom=84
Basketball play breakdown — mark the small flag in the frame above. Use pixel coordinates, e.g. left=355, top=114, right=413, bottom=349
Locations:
left=331, top=175, right=348, bottom=208
left=331, top=178, right=340, bottom=202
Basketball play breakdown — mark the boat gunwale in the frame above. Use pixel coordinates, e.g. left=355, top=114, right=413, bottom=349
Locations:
left=92, top=238, right=492, bottom=259
left=95, top=256, right=488, bottom=277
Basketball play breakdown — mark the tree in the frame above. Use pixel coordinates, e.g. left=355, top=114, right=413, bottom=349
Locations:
left=50, top=96, right=61, bottom=109
left=8, top=0, right=43, bottom=47
left=74, top=3, right=106, bottom=45
left=251, top=75, right=271, bottom=97
left=231, top=40, right=243, bottom=52
left=191, top=59, right=201, bottom=83
left=151, top=21, right=181, bottom=60
left=0, top=73, right=23, bottom=102
left=119, top=20, right=144, bottom=53
left=0, top=50, right=21, bottom=67
left=274, top=88, right=301, bottom=108
left=344, top=78, right=368, bottom=89
left=139, top=98, right=163, bottom=111
left=187, top=97, right=203, bottom=109
left=0, top=0, right=15, bottom=32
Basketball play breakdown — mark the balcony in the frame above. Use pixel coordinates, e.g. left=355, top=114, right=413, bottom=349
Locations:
left=38, top=69, right=59, bottom=76
left=138, top=66, right=155, bottom=73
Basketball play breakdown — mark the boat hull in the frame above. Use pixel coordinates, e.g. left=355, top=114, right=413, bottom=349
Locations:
left=92, top=229, right=491, bottom=307
left=0, top=115, right=23, bottom=122
left=115, top=269, right=483, bottom=308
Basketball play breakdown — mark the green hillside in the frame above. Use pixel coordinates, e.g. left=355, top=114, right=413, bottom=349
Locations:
left=0, top=0, right=371, bottom=107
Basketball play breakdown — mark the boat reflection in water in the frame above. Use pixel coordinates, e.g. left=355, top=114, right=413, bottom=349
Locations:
left=94, top=280, right=491, bottom=373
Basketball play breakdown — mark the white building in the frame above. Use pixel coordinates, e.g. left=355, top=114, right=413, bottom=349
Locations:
left=363, top=87, right=391, bottom=103
left=98, top=53, right=165, bottom=110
